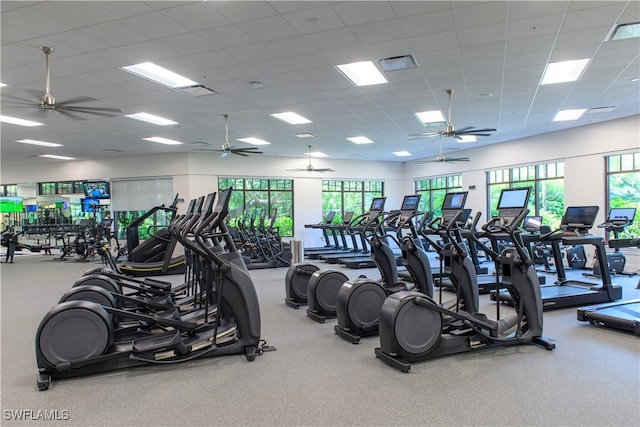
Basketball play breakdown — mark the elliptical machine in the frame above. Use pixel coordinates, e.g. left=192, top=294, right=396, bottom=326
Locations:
left=35, top=187, right=269, bottom=391
left=334, top=195, right=425, bottom=342
left=374, top=208, right=555, bottom=372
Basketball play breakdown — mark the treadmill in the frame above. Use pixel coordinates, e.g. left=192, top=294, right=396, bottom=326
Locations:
left=325, top=197, right=388, bottom=267
left=577, top=237, right=640, bottom=335
left=303, top=211, right=338, bottom=252
left=493, top=206, right=623, bottom=310
left=307, top=212, right=362, bottom=260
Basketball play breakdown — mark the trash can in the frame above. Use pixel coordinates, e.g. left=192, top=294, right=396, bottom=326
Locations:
left=291, top=239, right=304, bottom=264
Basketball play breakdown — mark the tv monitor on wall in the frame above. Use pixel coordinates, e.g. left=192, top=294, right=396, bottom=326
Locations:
left=0, top=197, right=24, bottom=213
left=83, top=181, right=110, bottom=199
left=81, top=198, right=100, bottom=213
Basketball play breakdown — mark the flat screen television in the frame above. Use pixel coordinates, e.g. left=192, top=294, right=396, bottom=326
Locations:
left=400, top=195, right=420, bottom=211
left=369, top=197, right=386, bottom=212
left=497, top=187, right=531, bottom=209
left=442, top=191, right=467, bottom=210
left=83, top=181, right=110, bottom=199
left=0, top=196, right=23, bottom=213
left=561, top=206, right=599, bottom=229
left=81, top=198, right=100, bottom=213
left=608, top=207, right=636, bottom=221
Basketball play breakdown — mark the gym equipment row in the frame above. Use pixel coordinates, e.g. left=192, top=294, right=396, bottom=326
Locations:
left=35, top=188, right=272, bottom=391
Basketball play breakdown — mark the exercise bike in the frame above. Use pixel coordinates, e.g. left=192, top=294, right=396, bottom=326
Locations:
left=374, top=208, right=555, bottom=372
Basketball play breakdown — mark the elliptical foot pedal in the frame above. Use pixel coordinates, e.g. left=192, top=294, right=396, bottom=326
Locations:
left=306, top=309, right=330, bottom=323
left=374, top=347, right=410, bottom=372
left=334, top=325, right=360, bottom=344
left=285, top=298, right=305, bottom=309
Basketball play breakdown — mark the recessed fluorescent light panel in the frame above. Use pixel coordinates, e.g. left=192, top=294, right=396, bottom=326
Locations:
left=415, top=110, right=446, bottom=127
left=608, top=22, right=640, bottom=41
left=347, top=136, right=373, bottom=144
left=393, top=151, right=412, bottom=157
left=39, top=154, right=75, bottom=160
left=0, top=82, right=7, bottom=87
left=121, top=62, right=197, bottom=88
left=271, top=112, right=311, bottom=124
left=142, top=136, right=183, bottom=145
left=295, top=132, right=316, bottom=138
left=553, top=109, right=586, bottom=121
left=0, top=115, right=44, bottom=127
left=309, top=151, right=327, bottom=158
left=16, top=139, right=63, bottom=147
left=237, top=137, right=270, bottom=145
left=125, top=113, right=178, bottom=126
left=457, top=135, right=476, bottom=143
left=541, top=59, right=590, bottom=85
left=336, top=61, right=388, bottom=86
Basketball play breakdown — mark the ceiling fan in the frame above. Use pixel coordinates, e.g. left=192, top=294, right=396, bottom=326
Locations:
left=410, top=89, right=496, bottom=140
left=3, top=46, right=122, bottom=120
left=201, top=114, right=263, bottom=157
left=421, top=137, right=470, bottom=163
left=286, top=145, right=334, bottom=173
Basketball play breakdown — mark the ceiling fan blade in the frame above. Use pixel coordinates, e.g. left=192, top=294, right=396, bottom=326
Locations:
left=313, top=168, right=335, bottom=172
left=455, top=126, right=474, bottom=133
left=59, top=95, right=100, bottom=105
left=22, top=88, right=46, bottom=100
left=459, top=128, right=496, bottom=134
left=1, top=92, right=39, bottom=105
left=285, top=168, right=307, bottom=172
left=59, top=104, right=122, bottom=114
left=445, top=157, right=470, bottom=162
left=233, top=151, right=249, bottom=157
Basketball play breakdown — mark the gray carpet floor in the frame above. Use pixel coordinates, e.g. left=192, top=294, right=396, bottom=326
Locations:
left=1, top=251, right=639, bottom=426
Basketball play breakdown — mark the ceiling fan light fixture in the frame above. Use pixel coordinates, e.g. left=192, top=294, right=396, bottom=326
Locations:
left=142, top=136, right=184, bottom=145
left=553, top=109, right=586, bottom=121
left=16, top=139, right=62, bottom=147
left=347, top=136, right=373, bottom=144
left=121, top=62, right=198, bottom=88
left=125, top=112, right=177, bottom=126
left=271, top=112, right=312, bottom=124
left=541, top=59, right=590, bottom=85
left=309, top=151, right=327, bottom=158
left=237, top=137, right=271, bottom=145
left=336, top=61, right=388, bottom=86
left=0, top=115, right=44, bottom=127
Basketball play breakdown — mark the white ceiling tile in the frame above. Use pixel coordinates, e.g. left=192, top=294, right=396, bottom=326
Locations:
left=281, top=5, right=345, bottom=34
left=451, top=2, right=509, bottom=29
left=262, top=36, right=318, bottom=57
left=81, top=21, right=149, bottom=47
left=330, top=1, right=396, bottom=26
left=398, top=10, right=455, bottom=38
left=85, top=1, right=154, bottom=20
left=349, top=19, right=406, bottom=45
left=236, top=15, right=300, bottom=42
left=1, top=7, right=73, bottom=36
left=159, top=2, right=231, bottom=31
left=208, top=1, right=278, bottom=23
left=32, top=1, right=111, bottom=27
left=118, top=11, right=189, bottom=40
left=304, top=28, right=360, bottom=51
left=196, top=25, right=256, bottom=49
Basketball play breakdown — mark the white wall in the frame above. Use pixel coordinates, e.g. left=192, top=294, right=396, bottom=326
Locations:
left=2, top=115, right=638, bottom=265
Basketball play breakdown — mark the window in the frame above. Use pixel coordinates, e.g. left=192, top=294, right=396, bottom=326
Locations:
left=606, top=152, right=640, bottom=239
left=322, top=180, right=384, bottom=223
left=414, top=175, right=462, bottom=218
left=219, top=178, right=294, bottom=237
left=0, top=185, right=18, bottom=197
left=37, top=181, right=85, bottom=196
left=487, top=162, right=564, bottom=228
